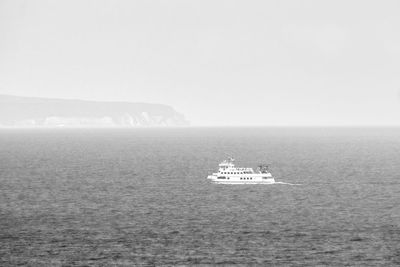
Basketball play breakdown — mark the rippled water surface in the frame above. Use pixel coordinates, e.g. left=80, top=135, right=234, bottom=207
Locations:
left=0, top=128, right=399, bottom=266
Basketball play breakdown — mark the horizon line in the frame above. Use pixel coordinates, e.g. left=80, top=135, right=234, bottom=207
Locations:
left=1, top=125, right=400, bottom=129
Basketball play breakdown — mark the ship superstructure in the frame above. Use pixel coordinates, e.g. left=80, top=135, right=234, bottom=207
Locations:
left=207, top=158, right=275, bottom=184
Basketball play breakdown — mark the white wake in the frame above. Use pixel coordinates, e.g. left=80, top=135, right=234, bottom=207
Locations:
left=273, top=181, right=302, bottom=186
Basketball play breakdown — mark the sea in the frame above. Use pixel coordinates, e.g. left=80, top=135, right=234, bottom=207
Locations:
left=0, top=128, right=399, bottom=266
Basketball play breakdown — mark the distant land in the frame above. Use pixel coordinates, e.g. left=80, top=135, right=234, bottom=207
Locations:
left=0, top=95, right=189, bottom=127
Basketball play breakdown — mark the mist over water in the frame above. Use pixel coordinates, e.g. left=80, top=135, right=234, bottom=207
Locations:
left=0, top=128, right=399, bottom=265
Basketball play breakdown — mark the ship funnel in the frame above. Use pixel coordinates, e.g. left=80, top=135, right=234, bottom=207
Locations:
left=257, top=164, right=269, bottom=173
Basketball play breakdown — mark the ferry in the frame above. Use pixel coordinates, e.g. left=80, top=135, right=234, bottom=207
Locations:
left=207, top=158, right=275, bottom=184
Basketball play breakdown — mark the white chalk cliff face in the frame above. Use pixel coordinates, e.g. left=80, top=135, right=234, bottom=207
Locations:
left=0, top=95, right=189, bottom=127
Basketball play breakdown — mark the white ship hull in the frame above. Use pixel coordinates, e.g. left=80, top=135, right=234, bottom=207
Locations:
left=211, top=179, right=275, bottom=185
left=207, top=174, right=275, bottom=184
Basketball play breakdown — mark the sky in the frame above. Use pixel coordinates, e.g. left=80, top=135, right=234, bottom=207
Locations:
left=1, top=0, right=400, bottom=126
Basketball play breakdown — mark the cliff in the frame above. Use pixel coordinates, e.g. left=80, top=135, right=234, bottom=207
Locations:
left=0, top=95, right=189, bottom=127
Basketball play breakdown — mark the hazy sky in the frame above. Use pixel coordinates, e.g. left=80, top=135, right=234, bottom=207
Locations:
left=1, top=0, right=400, bottom=126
